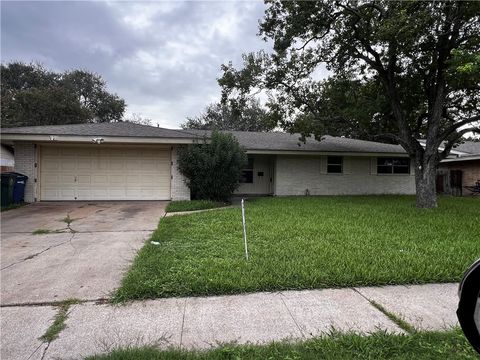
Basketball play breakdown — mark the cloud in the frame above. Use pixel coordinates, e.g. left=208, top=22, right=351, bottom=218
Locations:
left=1, top=1, right=267, bottom=127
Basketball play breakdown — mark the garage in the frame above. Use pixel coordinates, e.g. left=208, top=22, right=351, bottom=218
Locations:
left=39, top=145, right=171, bottom=200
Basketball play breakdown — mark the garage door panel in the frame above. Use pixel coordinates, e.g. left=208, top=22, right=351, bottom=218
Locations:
left=77, top=158, right=93, bottom=170
left=61, top=160, right=76, bottom=171
left=40, top=146, right=171, bottom=200
left=77, top=175, right=91, bottom=185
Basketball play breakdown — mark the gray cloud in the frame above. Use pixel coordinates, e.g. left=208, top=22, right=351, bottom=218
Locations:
left=1, top=1, right=267, bottom=127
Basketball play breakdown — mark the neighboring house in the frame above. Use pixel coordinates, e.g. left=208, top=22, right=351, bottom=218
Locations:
left=0, top=144, right=14, bottom=172
left=435, top=141, right=480, bottom=196
left=1, top=122, right=416, bottom=203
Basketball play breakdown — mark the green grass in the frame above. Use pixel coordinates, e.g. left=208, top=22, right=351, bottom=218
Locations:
left=1, top=202, right=26, bottom=212
left=40, top=298, right=81, bottom=342
left=86, top=329, right=477, bottom=359
left=113, top=196, right=480, bottom=301
left=166, top=200, right=229, bottom=213
left=33, top=228, right=56, bottom=235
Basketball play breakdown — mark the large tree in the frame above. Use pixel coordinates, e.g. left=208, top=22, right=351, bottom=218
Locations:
left=182, top=98, right=276, bottom=132
left=219, top=1, right=480, bottom=208
left=1, top=62, right=126, bottom=127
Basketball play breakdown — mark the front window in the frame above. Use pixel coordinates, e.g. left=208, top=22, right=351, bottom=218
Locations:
left=240, top=157, right=254, bottom=183
left=327, top=156, right=343, bottom=174
left=377, top=157, right=410, bottom=174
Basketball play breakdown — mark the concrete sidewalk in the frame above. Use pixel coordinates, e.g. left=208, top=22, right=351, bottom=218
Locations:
left=1, top=283, right=459, bottom=360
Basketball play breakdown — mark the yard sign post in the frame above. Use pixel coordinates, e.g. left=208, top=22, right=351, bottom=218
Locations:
left=241, top=198, right=249, bottom=261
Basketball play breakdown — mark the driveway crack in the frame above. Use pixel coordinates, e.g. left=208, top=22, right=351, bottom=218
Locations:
left=0, top=239, right=71, bottom=271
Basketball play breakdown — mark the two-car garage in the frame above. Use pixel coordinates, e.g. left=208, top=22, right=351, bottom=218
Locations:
left=39, top=145, right=172, bottom=201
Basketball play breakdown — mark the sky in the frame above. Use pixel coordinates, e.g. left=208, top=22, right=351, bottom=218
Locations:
left=1, top=1, right=269, bottom=128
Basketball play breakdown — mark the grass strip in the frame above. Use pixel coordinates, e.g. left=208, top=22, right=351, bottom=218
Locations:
left=40, top=298, right=81, bottom=342
left=1, top=202, right=27, bottom=212
left=166, top=200, right=229, bottom=213
left=33, top=229, right=57, bottom=235
left=368, top=300, right=417, bottom=334
left=86, top=329, right=477, bottom=359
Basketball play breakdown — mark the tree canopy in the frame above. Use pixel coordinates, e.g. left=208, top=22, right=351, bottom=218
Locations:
left=219, top=0, right=480, bottom=208
left=1, top=62, right=126, bottom=127
left=182, top=98, right=276, bottom=132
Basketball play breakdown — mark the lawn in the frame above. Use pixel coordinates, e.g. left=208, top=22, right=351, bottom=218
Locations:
left=87, top=329, right=477, bottom=359
left=113, top=196, right=480, bottom=302
left=166, top=200, right=228, bottom=213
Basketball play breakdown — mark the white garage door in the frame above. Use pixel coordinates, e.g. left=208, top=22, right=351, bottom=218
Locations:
left=40, top=146, right=171, bottom=200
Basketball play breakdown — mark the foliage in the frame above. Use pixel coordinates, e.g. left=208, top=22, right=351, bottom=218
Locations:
left=166, top=200, right=228, bottom=213
left=182, top=98, right=276, bottom=132
left=122, top=113, right=153, bottom=126
left=177, top=131, right=247, bottom=202
left=219, top=1, right=480, bottom=207
left=1, top=62, right=126, bottom=127
left=87, top=329, right=478, bottom=360
left=113, top=196, right=480, bottom=301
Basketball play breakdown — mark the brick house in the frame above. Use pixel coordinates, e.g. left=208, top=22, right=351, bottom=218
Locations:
left=1, top=122, right=418, bottom=202
left=436, top=141, right=480, bottom=196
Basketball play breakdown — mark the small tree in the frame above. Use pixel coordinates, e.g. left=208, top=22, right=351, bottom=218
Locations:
left=177, top=131, right=247, bottom=201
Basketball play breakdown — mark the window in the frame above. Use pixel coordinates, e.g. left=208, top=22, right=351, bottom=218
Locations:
left=240, top=157, right=254, bottom=183
left=327, top=156, right=343, bottom=174
left=377, top=157, right=410, bottom=174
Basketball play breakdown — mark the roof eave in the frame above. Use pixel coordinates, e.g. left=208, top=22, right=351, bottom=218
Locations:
left=245, top=149, right=407, bottom=156
left=0, top=134, right=200, bottom=145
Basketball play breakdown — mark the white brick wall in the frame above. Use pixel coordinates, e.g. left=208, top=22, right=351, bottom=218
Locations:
left=275, top=155, right=416, bottom=196
left=170, top=146, right=190, bottom=200
left=13, top=142, right=38, bottom=202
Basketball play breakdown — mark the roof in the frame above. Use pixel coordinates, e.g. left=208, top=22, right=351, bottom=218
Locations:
left=1, top=122, right=199, bottom=139
left=441, top=154, right=480, bottom=163
left=186, top=129, right=406, bottom=154
left=1, top=122, right=407, bottom=154
left=453, top=141, right=480, bottom=155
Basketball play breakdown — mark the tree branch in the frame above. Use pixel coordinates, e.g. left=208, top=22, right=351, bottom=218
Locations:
left=440, top=126, right=480, bottom=160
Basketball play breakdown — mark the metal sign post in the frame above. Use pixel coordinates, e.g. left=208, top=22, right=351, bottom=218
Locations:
left=241, top=198, right=249, bottom=261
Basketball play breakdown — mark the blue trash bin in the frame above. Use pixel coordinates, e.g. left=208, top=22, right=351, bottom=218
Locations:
left=5, top=172, right=29, bottom=203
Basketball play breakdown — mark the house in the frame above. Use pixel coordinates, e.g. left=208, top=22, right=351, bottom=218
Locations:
left=1, top=122, right=416, bottom=202
left=435, top=141, right=480, bottom=196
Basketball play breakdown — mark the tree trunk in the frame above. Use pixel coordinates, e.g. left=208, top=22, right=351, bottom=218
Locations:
left=414, top=158, right=438, bottom=208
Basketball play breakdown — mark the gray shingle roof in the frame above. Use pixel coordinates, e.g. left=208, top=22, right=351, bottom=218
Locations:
left=1, top=122, right=406, bottom=154
left=186, top=129, right=406, bottom=154
left=453, top=141, right=480, bottom=155
left=1, top=122, right=199, bottom=139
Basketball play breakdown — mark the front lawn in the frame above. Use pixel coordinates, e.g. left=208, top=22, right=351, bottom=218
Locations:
left=114, top=196, right=479, bottom=301
left=87, top=329, right=477, bottom=359
left=166, top=200, right=229, bottom=213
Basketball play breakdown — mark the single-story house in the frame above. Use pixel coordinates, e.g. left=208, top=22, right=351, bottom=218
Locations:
left=1, top=122, right=416, bottom=202
left=435, top=141, right=480, bottom=196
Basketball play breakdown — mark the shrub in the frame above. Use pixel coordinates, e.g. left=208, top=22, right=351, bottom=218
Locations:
left=177, top=131, right=247, bottom=201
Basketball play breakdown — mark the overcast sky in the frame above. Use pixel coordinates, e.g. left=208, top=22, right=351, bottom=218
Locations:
left=1, top=1, right=269, bottom=128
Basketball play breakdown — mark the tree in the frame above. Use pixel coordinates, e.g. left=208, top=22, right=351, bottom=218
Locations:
left=177, top=131, right=247, bottom=201
left=1, top=62, right=126, bottom=127
left=219, top=1, right=480, bottom=208
left=122, top=113, right=153, bottom=126
left=182, top=98, right=277, bottom=132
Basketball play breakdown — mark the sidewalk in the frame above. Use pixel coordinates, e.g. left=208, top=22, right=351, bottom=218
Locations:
left=1, top=283, right=459, bottom=360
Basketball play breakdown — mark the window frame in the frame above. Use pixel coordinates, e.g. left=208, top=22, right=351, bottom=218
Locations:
left=377, top=157, right=411, bottom=175
left=240, top=157, right=254, bottom=184
left=327, top=156, right=343, bottom=174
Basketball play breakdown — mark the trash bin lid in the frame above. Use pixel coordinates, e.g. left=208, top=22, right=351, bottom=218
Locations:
left=2, top=172, right=28, bottom=180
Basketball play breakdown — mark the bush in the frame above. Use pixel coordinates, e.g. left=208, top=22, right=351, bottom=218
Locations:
left=177, top=131, right=247, bottom=201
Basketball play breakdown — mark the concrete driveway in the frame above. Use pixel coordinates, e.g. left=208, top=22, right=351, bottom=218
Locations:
left=1, top=201, right=167, bottom=305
